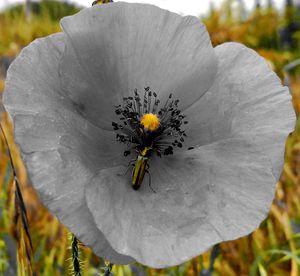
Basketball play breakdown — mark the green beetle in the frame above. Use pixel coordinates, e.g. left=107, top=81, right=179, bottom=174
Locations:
left=132, top=147, right=153, bottom=191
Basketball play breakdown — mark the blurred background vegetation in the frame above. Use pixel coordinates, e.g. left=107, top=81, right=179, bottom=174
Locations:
left=0, top=0, right=300, bottom=275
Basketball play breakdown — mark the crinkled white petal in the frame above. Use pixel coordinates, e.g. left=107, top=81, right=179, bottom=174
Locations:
left=3, top=33, right=133, bottom=264
left=85, top=137, right=276, bottom=268
left=3, top=4, right=295, bottom=269
left=185, top=42, right=295, bottom=180
left=60, top=2, right=217, bottom=129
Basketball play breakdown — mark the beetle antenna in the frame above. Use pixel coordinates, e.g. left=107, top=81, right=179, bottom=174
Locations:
left=117, top=159, right=136, bottom=176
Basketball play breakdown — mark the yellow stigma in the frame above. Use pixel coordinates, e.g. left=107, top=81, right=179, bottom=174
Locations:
left=140, top=113, right=160, bottom=132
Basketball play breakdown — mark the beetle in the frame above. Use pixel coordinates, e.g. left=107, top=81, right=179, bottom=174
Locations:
left=121, top=147, right=156, bottom=192
left=132, top=147, right=151, bottom=190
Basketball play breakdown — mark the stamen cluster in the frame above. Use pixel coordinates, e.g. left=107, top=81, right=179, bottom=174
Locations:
left=112, top=87, right=188, bottom=157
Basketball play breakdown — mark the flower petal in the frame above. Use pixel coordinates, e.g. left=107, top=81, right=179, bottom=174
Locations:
left=85, top=136, right=275, bottom=268
left=4, top=33, right=125, bottom=169
left=185, top=42, right=295, bottom=179
left=25, top=149, right=133, bottom=264
left=60, top=3, right=217, bottom=129
left=3, top=33, right=133, bottom=264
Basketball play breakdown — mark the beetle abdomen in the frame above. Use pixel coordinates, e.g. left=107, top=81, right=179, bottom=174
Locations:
left=132, top=156, right=147, bottom=190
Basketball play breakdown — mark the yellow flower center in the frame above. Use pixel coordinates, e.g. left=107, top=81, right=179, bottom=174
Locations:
left=140, top=113, right=160, bottom=132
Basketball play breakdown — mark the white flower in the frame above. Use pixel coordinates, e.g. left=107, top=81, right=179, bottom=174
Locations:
left=3, top=2, right=295, bottom=268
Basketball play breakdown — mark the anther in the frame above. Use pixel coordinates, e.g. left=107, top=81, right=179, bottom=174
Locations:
left=140, top=113, right=160, bottom=132
left=124, top=150, right=131, bottom=157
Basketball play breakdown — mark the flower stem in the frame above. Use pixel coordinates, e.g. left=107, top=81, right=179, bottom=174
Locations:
left=104, top=263, right=114, bottom=276
left=199, top=243, right=220, bottom=276
left=70, top=233, right=82, bottom=276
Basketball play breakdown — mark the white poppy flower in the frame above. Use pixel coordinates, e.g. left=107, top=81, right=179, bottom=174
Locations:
left=3, top=2, right=295, bottom=268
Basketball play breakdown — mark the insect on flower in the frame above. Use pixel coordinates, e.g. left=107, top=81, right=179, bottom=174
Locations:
left=3, top=2, right=296, bottom=269
left=112, top=87, right=188, bottom=191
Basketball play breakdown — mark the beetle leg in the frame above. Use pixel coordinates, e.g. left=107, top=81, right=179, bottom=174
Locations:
left=117, top=160, right=136, bottom=176
left=129, top=158, right=136, bottom=165
left=145, top=170, right=156, bottom=193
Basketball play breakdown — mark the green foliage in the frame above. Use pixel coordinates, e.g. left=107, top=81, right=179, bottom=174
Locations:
left=4, top=0, right=79, bottom=20
left=0, top=239, right=8, bottom=275
left=0, top=0, right=80, bottom=56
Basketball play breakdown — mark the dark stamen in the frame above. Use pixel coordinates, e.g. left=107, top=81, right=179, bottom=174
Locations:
left=124, top=150, right=131, bottom=157
left=113, top=88, right=189, bottom=157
